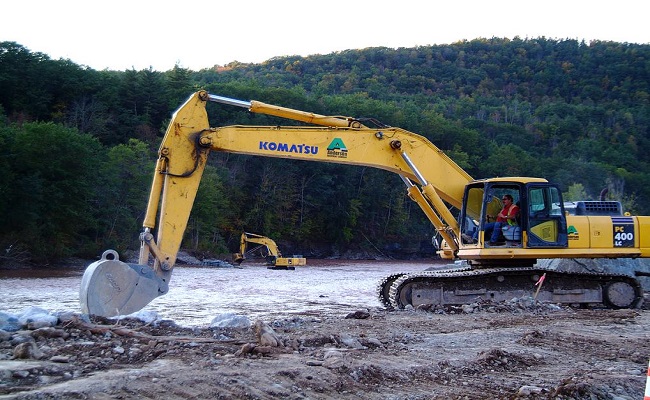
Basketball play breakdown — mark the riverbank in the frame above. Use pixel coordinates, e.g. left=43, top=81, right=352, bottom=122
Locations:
left=2, top=298, right=649, bottom=399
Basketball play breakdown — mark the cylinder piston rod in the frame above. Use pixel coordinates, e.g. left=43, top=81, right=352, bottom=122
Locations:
left=207, top=94, right=252, bottom=108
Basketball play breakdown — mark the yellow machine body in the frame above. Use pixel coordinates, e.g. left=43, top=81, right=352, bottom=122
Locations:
left=80, top=90, right=650, bottom=316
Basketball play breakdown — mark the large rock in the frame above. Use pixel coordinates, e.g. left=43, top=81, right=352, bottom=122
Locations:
left=18, top=307, right=58, bottom=329
left=210, top=313, right=251, bottom=329
left=0, top=312, right=21, bottom=332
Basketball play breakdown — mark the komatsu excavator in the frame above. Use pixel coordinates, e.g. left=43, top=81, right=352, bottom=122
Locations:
left=233, top=232, right=306, bottom=269
left=80, top=90, right=649, bottom=317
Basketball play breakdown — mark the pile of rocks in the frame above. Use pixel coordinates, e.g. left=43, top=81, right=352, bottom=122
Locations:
left=412, top=296, right=565, bottom=314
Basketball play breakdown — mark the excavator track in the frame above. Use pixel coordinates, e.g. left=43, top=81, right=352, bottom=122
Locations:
left=383, top=267, right=643, bottom=310
left=375, top=265, right=473, bottom=309
left=376, top=273, right=408, bottom=310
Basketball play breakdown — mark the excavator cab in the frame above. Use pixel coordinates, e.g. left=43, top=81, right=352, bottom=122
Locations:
left=459, top=179, right=569, bottom=249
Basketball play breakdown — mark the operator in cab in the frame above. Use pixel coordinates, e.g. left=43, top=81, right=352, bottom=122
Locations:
left=477, top=194, right=519, bottom=245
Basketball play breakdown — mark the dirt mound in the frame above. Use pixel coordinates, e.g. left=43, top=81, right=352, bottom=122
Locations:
left=2, top=302, right=649, bottom=399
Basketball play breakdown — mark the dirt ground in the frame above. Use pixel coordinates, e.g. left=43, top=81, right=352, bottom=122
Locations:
left=1, top=294, right=649, bottom=399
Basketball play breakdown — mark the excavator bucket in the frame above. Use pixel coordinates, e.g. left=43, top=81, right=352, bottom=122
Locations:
left=79, top=250, right=168, bottom=317
left=232, top=253, right=245, bottom=265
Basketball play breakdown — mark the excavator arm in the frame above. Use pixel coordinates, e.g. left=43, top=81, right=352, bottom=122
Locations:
left=80, top=90, right=473, bottom=317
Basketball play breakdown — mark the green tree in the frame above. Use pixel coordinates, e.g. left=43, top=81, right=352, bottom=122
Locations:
left=0, top=122, right=103, bottom=262
left=185, top=165, right=232, bottom=254
left=92, top=139, right=155, bottom=255
left=563, top=183, right=588, bottom=201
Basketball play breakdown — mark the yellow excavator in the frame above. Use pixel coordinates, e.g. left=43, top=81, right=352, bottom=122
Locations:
left=233, top=232, right=306, bottom=270
left=80, top=90, right=649, bottom=317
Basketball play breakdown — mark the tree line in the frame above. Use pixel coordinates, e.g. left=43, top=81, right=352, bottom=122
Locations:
left=0, top=37, right=648, bottom=265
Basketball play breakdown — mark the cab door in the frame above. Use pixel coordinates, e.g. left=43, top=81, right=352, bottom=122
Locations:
left=525, top=184, right=568, bottom=248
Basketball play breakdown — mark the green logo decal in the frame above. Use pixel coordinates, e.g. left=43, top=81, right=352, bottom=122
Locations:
left=567, top=225, right=578, bottom=235
left=327, top=138, right=348, bottom=159
left=327, top=138, right=347, bottom=151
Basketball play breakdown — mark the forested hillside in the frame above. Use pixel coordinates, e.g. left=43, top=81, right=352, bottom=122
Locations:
left=0, top=37, right=648, bottom=264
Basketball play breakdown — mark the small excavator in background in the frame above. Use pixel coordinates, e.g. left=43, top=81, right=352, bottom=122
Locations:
left=79, top=90, right=649, bottom=317
left=233, top=232, right=306, bottom=270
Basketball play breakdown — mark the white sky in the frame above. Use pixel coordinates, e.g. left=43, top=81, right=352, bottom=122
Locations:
left=2, top=0, right=648, bottom=72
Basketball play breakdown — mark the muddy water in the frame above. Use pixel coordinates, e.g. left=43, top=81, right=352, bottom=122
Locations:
left=0, top=259, right=437, bottom=327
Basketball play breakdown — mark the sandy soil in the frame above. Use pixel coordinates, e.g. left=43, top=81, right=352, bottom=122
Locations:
left=2, top=297, right=649, bottom=399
